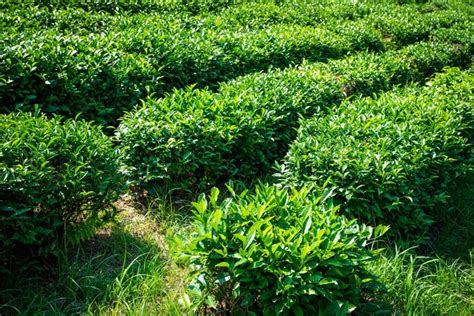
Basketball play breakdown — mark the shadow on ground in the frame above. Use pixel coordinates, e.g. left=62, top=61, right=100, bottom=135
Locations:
left=0, top=225, right=165, bottom=315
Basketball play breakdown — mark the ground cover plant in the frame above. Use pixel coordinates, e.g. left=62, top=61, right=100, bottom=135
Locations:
left=0, top=0, right=473, bottom=315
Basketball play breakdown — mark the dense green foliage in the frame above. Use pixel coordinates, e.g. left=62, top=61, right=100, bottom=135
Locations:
left=118, top=40, right=471, bottom=193
left=0, top=0, right=473, bottom=314
left=0, top=17, right=382, bottom=125
left=278, top=68, right=473, bottom=236
left=3, top=0, right=470, bottom=125
left=0, top=112, right=124, bottom=260
left=182, top=185, right=387, bottom=315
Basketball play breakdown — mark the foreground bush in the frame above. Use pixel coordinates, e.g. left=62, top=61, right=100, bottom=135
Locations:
left=118, top=40, right=470, bottom=193
left=0, top=112, right=124, bottom=259
left=278, top=67, right=473, bottom=236
left=181, top=185, right=387, bottom=315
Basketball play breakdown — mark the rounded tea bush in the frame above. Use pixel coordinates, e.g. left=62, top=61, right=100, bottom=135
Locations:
left=0, top=112, right=124, bottom=259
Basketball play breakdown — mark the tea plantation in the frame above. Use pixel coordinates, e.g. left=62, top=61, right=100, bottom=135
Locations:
left=1, top=0, right=473, bottom=315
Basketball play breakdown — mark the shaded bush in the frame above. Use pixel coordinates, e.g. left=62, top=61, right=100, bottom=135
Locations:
left=0, top=112, right=125, bottom=260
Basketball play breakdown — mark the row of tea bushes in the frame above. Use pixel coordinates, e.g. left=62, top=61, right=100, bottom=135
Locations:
left=117, top=40, right=471, bottom=193
left=188, top=0, right=409, bottom=31
left=0, top=0, right=384, bottom=38
left=0, top=112, right=124, bottom=262
left=430, top=21, right=474, bottom=55
left=0, top=18, right=383, bottom=125
left=0, top=0, right=418, bottom=34
left=367, top=8, right=471, bottom=47
left=2, top=4, right=467, bottom=125
left=0, top=0, right=230, bottom=16
left=278, top=67, right=473, bottom=237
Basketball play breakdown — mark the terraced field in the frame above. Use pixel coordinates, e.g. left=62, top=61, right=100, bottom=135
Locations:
left=1, top=1, right=473, bottom=315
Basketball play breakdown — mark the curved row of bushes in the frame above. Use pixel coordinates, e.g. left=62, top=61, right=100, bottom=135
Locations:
left=367, top=8, right=472, bottom=47
left=0, top=0, right=434, bottom=34
left=2, top=5, right=468, bottom=124
left=0, top=112, right=124, bottom=261
left=279, top=67, right=473, bottom=237
left=0, top=17, right=383, bottom=125
left=0, top=0, right=235, bottom=15
left=4, top=0, right=469, bottom=35
left=117, top=39, right=471, bottom=193
left=179, top=67, right=473, bottom=313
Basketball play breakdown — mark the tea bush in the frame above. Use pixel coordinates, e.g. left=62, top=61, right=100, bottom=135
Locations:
left=0, top=112, right=124, bottom=258
left=430, top=22, right=474, bottom=55
left=118, top=40, right=470, bottom=193
left=278, top=67, right=473, bottom=236
left=181, top=185, right=387, bottom=315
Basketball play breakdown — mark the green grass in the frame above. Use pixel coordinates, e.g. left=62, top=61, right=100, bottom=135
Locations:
left=0, top=196, right=190, bottom=315
left=369, top=248, right=473, bottom=315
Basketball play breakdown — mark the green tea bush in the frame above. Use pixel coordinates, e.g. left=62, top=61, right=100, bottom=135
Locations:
left=0, top=5, right=118, bottom=34
left=0, top=112, right=124, bottom=258
left=210, top=1, right=391, bottom=30
left=1, top=1, right=371, bottom=35
left=217, top=0, right=468, bottom=30
left=118, top=40, right=470, bottom=193
left=278, top=68, right=473, bottom=236
left=2, top=0, right=182, bottom=15
left=430, top=22, right=474, bottom=55
left=181, top=185, right=387, bottom=315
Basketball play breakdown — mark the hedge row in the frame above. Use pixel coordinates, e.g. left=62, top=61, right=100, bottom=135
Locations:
left=0, top=17, right=384, bottom=125
left=4, top=0, right=468, bottom=34
left=0, top=112, right=124, bottom=260
left=117, top=39, right=471, bottom=193
left=0, top=0, right=233, bottom=15
left=279, top=67, right=473, bottom=236
left=0, top=0, right=421, bottom=33
left=191, top=1, right=411, bottom=31
left=430, top=21, right=474, bottom=55
left=367, top=8, right=471, bottom=47
left=2, top=4, right=468, bottom=124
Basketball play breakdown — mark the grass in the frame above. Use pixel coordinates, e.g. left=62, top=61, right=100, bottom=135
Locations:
left=368, top=247, right=473, bottom=315
left=366, top=169, right=474, bottom=315
left=0, top=195, right=190, bottom=315
left=1, top=171, right=472, bottom=315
